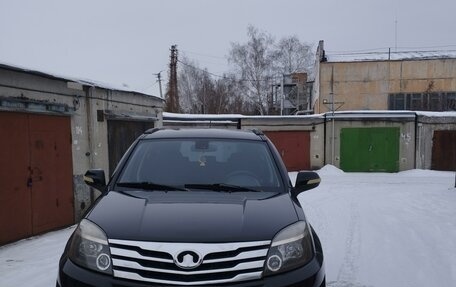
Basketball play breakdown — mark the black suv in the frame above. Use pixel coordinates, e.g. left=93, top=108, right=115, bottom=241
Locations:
left=57, top=128, right=325, bottom=287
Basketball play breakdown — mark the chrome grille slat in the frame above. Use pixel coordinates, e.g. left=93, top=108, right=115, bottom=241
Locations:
left=113, top=258, right=265, bottom=275
left=110, top=247, right=174, bottom=263
left=203, top=248, right=268, bottom=263
left=108, top=239, right=271, bottom=285
left=113, top=270, right=263, bottom=286
left=109, top=239, right=270, bottom=253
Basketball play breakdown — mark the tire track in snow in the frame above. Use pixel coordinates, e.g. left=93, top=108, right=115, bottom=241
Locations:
left=332, top=200, right=362, bottom=287
left=327, top=281, right=373, bottom=287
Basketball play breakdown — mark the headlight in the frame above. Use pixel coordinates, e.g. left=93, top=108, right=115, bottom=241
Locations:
left=264, top=221, right=314, bottom=276
left=68, top=219, right=112, bottom=275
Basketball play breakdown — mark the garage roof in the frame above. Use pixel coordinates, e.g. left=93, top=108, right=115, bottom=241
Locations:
left=0, top=61, right=163, bottom=101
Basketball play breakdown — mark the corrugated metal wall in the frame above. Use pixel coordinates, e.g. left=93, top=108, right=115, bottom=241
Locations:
left=0, top=112, right=74, bottom=245
left=264, top=131, right=310, bottom=171
left=107, top=120, right=155, bottom=175
left=340, top=127, right=400, bottom=172
left=431, top=130, right=456, bottom=171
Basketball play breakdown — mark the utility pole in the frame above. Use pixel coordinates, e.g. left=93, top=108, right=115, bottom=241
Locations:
left=280, top=75, right=284, bottom=116
left=165, top=45, right=179, bottom=112
left=155, top=71, right=163, bottom=99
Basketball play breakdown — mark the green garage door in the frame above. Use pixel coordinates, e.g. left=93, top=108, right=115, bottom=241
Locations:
left=340, top=127, right=400, bottom=172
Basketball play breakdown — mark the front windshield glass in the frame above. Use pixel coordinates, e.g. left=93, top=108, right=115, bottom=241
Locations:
left=118, top=138, right=284, bottom=192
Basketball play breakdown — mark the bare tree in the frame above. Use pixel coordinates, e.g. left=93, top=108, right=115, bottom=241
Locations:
left=273, top=35, right=314, bottom=75
left=214, top=74, right=254, bottom=114
left=178, top=26, right=314, bottom=115
left=228, top=25, right=275, bottom=115
left=178, top=57, right=245, bottom=114
left=178, top=56, right=201, bottom=113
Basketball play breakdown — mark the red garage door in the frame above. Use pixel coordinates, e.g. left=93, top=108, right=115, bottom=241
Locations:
left=0, top=112, right=74, bottom=245
left=264, top=131, right=310, bottom=171
left=432, top=130, right=456, bottom=171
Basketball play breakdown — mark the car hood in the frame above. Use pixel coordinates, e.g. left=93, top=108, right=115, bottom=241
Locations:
left=86, top=190, right=299, bottom=242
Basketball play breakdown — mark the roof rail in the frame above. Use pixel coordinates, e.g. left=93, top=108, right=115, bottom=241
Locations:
left=251, top=129, right=264, bottom=136
left=144, top=127, right=161, bottom=134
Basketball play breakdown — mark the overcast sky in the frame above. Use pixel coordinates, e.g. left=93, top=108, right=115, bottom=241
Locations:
left=1, top=0, right=455, bottom=98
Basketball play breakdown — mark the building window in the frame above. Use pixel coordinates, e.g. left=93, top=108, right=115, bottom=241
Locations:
left=389, top=93, right=405, bottom=110
left=388, top=92, right=456, bottom=111
left=446, top=93, right=456, bottom=110
left=410, top=93, right=422, bottom=110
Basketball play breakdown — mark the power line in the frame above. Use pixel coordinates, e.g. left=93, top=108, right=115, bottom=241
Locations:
left=327, top=47, right=392, bottom=54
left=327, top=45, right=456, bottom=54
left=177, top=59, right=225, bottom=78
left=327, top=49, right=456, bottom=56
left=180, top=49, right=227, bottom=61
left=177, top=59, right=282, bottom=83
left=143, top=80, right=158, bottom=91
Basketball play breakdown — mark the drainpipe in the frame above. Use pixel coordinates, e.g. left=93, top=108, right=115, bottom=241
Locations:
left=330, top=66, right=335, bottom=165
left=414, top=112, right=418, bottom=169
left=331, top=93, right=335, bottom=165
left=85, top=86, right=96, bottom=204
left=323, top=113, right=327, bottom=166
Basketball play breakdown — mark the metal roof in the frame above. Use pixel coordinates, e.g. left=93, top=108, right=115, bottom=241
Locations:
left=0, top=61, right=163, bottom=100
left=326, top=50, right=456, bottom=63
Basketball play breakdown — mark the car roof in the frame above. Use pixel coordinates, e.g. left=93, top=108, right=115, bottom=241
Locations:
left=142, top=128, right=264, bottom=141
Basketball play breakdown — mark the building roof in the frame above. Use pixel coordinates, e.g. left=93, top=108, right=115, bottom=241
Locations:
left=0, top=61, right=163, bottom=101
left=325, top=49, right=456, bottom=63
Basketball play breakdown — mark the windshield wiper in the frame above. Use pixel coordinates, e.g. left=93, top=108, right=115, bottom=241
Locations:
left=117, top=182, right=188, bottom=191
left=185, top=183, right=261, bottom=193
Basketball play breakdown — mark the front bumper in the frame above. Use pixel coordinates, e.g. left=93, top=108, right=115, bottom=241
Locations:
left=57, top=254, right=324, bottom=287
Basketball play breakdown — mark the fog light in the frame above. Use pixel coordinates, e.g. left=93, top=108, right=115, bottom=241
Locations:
left=267, top=254, right=282, bottom=272
left=96, top=253, right=111, bottom=271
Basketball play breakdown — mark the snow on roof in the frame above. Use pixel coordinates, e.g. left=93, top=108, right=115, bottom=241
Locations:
left=164, top=112, right=244, bottom=120
left=0, top=61, right=162, bottom=100
left=326, top=110, right=456, bottom=119
left=326, top=49, right=456, bottom=63
left=415, top=111, right=456, bottom=117
left=164, top=111, right=456, bottom=121
left=326, top=110, right=417, bottom=119
left=163, top=112, right=325, bottom=120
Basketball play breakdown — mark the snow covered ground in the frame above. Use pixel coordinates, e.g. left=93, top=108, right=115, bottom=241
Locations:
left=292, top=166, right=456, bottom=287
left=1, top=166, right=455, bottom=287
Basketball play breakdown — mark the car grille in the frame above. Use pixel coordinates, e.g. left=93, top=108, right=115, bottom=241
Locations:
left=108, top=239, right=271, bottom=285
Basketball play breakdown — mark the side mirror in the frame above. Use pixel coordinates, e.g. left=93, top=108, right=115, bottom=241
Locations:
left=83, top=169, right=106, bottom=192
left=292, top=171, right=321, bottom=197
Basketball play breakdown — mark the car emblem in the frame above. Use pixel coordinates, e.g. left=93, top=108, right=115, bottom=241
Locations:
left=174, top=250, right=203, bottom=269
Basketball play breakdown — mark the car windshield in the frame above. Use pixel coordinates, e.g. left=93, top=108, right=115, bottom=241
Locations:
left=117, top=138, right=284, bottom=192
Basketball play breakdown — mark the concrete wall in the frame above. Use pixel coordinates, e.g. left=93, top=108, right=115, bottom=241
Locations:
left=0, top=66, right=164, bottom=220
left=317, top=59, right=456, bottom=112
left=72, top=87, right=163, bottom=219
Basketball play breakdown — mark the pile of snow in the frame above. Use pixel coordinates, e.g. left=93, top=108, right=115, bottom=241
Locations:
left=316, top=164, right=345, bottom=176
